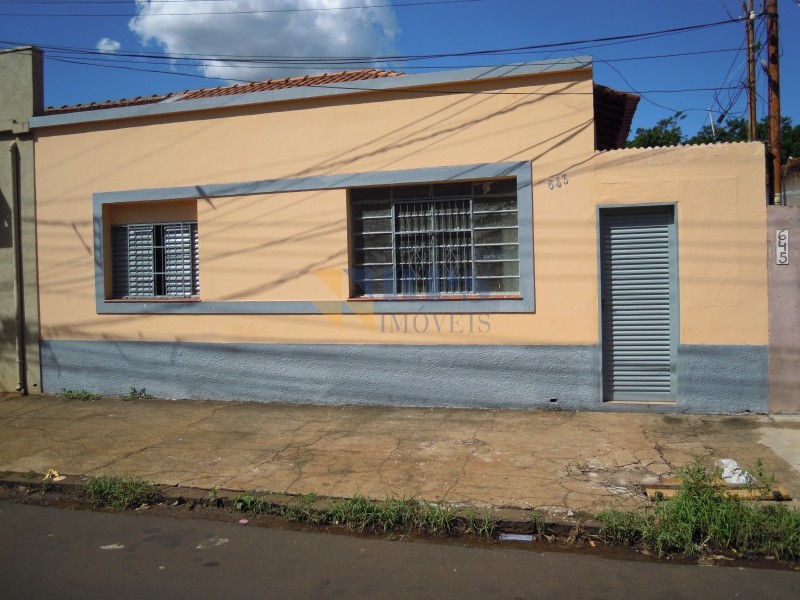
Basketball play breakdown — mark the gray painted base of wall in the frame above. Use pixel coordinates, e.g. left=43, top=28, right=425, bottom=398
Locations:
left=677, top=344, right=768, bottom=414
left=41, top=340, right=768, bottom=414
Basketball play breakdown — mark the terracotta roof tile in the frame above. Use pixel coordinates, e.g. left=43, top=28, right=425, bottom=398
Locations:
left=44, top=69, right=402, bottom=115
left=593, top=84, right=640, bottom=151
left=44, top=93, right=174, bottom=115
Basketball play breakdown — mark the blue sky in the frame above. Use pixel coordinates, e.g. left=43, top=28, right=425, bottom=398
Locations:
left=1, top=0, right=798, bottom=137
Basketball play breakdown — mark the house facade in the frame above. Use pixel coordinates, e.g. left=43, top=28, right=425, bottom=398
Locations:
left=2, top=46, right=798, bottom=414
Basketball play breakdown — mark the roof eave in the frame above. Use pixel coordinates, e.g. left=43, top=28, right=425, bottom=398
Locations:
left=30, top=57, right=593, bottom=129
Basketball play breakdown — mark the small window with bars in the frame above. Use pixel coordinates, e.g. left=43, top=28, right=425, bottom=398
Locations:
left=111, top=222, right=199, bottom=299
left=350, top=179, right=519, bottom=297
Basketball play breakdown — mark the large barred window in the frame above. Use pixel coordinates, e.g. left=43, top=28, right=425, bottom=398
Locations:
left=111, top=222, right=199, bottom=299
left=350, top=179, right=519, bottom=297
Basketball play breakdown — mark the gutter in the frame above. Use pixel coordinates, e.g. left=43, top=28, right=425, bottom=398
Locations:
left=9, top=141, right=27, bottom=394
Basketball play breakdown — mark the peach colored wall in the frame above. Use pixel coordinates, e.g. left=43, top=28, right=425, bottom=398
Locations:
left=198, top=191, right=348, bottom=302
left=33, top=69, right=768, bottom=347
left=591, top=143, right=768, bottom=345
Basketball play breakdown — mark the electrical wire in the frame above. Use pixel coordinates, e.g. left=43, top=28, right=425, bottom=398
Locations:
left=42, top=55, right=742, bottom=102
left=0, top=13, right=749, bottom=120
left=0, top=17, right=744, bottom=66
left=0, top=0, right=489, bottom=17
left=18, top=44, right=741, bottom=73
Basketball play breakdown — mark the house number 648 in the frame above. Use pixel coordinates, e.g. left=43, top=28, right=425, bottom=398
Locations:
left=547, top=174, right=568, bottom=189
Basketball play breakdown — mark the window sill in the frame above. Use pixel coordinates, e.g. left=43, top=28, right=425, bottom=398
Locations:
left=104, top=298, right=200, bottom=303
left=350, top=294, right=523, bottom=302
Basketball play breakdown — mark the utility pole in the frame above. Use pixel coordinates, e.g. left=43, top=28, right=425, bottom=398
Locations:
left=766, top=0, right=782, bottom=204
left=744, top=0, right=757, bottom=141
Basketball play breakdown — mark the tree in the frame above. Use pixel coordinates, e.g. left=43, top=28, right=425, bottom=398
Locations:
left=688, top=117, right=749, bottom=144
left=629, top=114, right=800, bottom=162
left=627, top=112, right=686, bottom=148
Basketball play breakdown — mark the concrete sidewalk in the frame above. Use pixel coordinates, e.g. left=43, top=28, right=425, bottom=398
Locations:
left=1, top=393, right=798, bottom=515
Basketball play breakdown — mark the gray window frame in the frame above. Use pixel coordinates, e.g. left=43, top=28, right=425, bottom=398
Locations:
left=94, top=162, right=534, bottom=314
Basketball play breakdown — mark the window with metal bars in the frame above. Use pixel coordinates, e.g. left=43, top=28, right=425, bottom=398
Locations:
left=350, top=179, right=519, bottom=297
left=111, top=222, right=199, bottom=299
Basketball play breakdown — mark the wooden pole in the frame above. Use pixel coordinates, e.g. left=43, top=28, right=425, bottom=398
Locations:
left=766, top=0, right=782, bottom=204
left=745, top=0, right=757, bottom=141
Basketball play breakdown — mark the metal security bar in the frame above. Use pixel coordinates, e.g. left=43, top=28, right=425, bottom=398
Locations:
left=111, top=222, right=199, bottom=299
left=351, top=180, right=519, bottom=297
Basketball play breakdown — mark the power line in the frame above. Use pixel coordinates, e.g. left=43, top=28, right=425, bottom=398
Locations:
left=0, top=17, right=744, bottom=65
left=42, top=55, right=742, bottom=101
left=0, top=0, right=488, bottom=17
left=2, top=0, right=395, bottom=2
left=21, top=44, right=741, bottom=72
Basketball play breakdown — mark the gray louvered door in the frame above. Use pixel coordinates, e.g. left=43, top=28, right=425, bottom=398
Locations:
left=600, top=207, right=676, bottom=401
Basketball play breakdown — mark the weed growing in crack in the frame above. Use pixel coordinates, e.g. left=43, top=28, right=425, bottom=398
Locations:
left=597, top=456, right=800, bottom=560
left=528, top=511, right=546, bottom=535
left=420, top=501, right=457, bottom=534
left=57, top=388, right=101, bottom=401
left=596, top=509, right=649, bottom=545
left=84, top=476, right=161, bottom=510
left=126, top=386, right=154, bottom=400
left=462, top=507, right=499, bottom=540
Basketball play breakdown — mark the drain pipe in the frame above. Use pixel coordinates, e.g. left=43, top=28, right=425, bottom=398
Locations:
left=9, top=141, right=27, bottom=394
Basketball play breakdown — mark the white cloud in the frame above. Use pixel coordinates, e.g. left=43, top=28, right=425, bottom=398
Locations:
left=129, top=0, right=400, bottom=83
left=96, top=38, right=122, bottom=53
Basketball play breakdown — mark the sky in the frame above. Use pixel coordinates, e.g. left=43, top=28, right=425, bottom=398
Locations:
left=0, top=0, right=798, bottom=138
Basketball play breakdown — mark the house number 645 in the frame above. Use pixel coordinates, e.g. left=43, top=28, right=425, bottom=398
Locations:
left=547, top=174, right=568, bottom=189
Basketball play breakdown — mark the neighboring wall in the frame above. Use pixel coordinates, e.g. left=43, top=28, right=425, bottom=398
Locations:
left=32, top=67, right=769, bottom=412
left=0, top=47, right=42, bottom=393
left=768, top=205, right=800, bottom=413
left=786, top=169, right=800, bottom=207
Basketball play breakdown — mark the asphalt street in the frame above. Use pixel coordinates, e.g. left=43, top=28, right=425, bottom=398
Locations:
left=0, top=502, right=798, bottom=599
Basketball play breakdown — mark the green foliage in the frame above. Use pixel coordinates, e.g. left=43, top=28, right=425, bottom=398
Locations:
left=597, top=509, right=649, bottom=545
left=232, top=493, right=499, bottom=540
left=462, top=507, right=500, bottom=540
left=630, top=113, right=800, bottom=162
left=233, top=494, right=276, bottom=514
left=57, top=388, right=101, bottom=401
left=627, top=112, right=686, bottom=148
left=528, top=511, right=546, bottom=535
left=126, top=386, right=154, bottom=400
left=597, top=456, right=800, bottom=559
left=84, top=476, right=161, bottom=510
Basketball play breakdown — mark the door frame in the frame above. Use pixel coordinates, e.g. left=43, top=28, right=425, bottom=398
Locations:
left=596, top=203, right=680, bottom=402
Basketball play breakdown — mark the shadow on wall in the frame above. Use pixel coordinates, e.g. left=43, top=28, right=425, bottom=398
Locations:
left=0, top=187, right=11, bottom=249
left=0, top=317, right=34, bottom=388
left=0, top=317, right=32, bottom=351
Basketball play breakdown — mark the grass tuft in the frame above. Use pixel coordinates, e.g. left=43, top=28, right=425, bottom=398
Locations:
left=597, top=456, right=800, bottom=560
left=232, top=493, right=500, bottom=540
left=57, top=388, right=101, bottom=401
left=126, top=386, right=154, bottom=400
left=84, top=476, right=161, bottom=510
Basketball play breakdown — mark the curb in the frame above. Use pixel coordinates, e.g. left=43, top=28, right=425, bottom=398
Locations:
left=0, top=471, right=603, bottom=537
